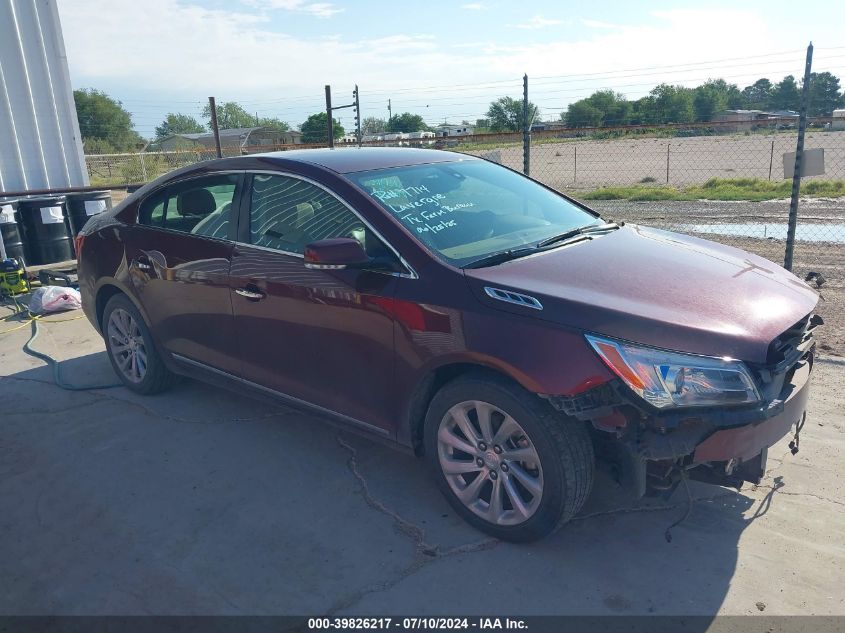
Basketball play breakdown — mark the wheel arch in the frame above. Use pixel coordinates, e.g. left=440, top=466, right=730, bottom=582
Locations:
left=402, top=360, right=532, bottom=456
left=94, top=280, right=151, bottom=332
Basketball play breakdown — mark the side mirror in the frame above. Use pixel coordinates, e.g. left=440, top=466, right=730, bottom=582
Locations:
left=303, top=238, right=370, bottom=270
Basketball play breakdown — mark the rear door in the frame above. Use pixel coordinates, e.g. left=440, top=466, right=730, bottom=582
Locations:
left=127, top=173, right=242, bottom=373
left=229, top=172, right=403, bottom=433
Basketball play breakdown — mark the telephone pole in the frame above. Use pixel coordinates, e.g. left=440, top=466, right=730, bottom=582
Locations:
left=353, top=85, right=362, bottom=147
left=325, top=84, right=359, bottom=148
left=388, top=98, right=392, bottom=122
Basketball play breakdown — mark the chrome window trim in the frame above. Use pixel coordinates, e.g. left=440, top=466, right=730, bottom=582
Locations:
left=171, top=353, right=389, bottom=436
left=244, top=170, right=418, bottom=279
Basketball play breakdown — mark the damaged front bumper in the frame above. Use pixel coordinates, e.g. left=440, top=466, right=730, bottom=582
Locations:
left=548, top=349, right=814, bottom=497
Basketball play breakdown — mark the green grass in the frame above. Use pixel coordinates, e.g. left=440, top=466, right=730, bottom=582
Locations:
left=581, top=178, right=845, bottom=202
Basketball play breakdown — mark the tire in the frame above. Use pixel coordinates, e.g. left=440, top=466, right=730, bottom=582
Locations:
left=423, top=372, right=594, bottom=542
left=102, top=294, right=177, bottom=395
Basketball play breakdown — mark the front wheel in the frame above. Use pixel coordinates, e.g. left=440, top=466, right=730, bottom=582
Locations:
left=424, top=374, right=594, bottom=542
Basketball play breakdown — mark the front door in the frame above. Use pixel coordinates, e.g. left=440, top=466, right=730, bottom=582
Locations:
left=230, top=173, right=400, bottom=433
left=126, top=173, right=242, bottom=374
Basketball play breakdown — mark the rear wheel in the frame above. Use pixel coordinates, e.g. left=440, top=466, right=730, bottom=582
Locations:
left=424, top=373, right=594, bottom=542
left=102, top=294, right=177, bottom=394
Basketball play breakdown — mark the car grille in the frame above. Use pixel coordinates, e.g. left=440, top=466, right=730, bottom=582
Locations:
left=766, top=313, right=822, bottom=368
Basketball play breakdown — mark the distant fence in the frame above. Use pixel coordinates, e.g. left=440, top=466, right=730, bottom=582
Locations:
left=83, top=121, right=844, bottom=271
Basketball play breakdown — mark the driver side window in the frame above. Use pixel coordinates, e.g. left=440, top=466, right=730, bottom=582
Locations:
left=248, top=174, right=376, bottom=255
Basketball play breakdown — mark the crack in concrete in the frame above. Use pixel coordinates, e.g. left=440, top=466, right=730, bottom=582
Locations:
left=571, top=490, right=741, bottom=524
left=330, top=432, right=838, bottom=613
left=331, top=436, right=499, bottom=614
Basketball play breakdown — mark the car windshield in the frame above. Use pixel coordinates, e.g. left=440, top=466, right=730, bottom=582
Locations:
left=347, top=159, right=601, bottom=267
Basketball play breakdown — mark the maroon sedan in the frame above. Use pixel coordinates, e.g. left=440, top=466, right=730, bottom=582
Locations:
left=77, top=148, right=819, bottom=541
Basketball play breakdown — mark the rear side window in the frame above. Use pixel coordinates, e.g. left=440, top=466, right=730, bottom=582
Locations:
left=138, top=174, right=239, bottom=239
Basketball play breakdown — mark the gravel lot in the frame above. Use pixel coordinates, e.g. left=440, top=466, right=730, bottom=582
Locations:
left=466, top=130, right=845, bottom=189
left=1, top=309, right=843, bottom=616
left=586, top=198, right=845, bottom=357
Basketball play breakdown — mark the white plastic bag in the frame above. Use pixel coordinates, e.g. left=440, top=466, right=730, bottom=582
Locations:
left=28, top=286, right=82, bottom=315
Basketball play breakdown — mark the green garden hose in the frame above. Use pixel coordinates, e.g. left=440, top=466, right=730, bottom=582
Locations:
left=3, top=294, right=122, bottom=391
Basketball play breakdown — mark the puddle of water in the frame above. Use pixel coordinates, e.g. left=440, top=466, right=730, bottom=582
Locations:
left=681, top=223, right=845, bottom=243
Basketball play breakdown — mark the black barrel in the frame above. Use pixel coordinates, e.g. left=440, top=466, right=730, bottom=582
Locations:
left=17, top=196, right=74, bottom=265
left=66, top=190, right=112, bottom=237
left=0, top=199, right=27, bottom=263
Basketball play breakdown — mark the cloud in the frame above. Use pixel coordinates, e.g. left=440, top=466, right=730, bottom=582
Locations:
left=513, top=15, right=564, bottom=29
left=581, top=19, right=622, bottom=29
left=56, top=2, right=793, bottom=133
left=460, top=3, right=486, bottom=9
left=243, top=0, right=343, bottom=18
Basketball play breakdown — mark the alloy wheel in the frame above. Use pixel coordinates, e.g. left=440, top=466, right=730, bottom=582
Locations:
left=107, top=308, right=147, bottom=383
left=437, top=400, right=544, bottom=525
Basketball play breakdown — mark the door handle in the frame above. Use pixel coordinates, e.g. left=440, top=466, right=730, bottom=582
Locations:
left=235, top=287, right=265, bottom=301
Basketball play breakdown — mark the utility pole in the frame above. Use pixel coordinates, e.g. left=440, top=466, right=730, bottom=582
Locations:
left=388, top=98, right=392, bottom=122
left=784, top=42, right=814, bottom=272
left=522, top=74, right=530, bottom=176
left=325, top=84, right=359, bottom=148
left=353, top=85, right=362, bottom=147
left=325, top=85, right=334, bottom=149
left=208, top=96, right=222, bottom=158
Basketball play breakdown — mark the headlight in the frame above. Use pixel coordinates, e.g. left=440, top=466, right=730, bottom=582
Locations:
left=585, top=334, right=760, bottom=409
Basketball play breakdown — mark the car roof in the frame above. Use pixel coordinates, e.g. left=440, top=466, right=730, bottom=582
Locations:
left=252, top=147, right=478, bottom=174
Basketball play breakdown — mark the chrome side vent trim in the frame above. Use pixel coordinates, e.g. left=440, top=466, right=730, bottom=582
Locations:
left=484, top=287, right=543, bottom=310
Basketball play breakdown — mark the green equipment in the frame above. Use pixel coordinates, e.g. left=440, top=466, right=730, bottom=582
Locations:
left=0, top=258, right=29, bottom=295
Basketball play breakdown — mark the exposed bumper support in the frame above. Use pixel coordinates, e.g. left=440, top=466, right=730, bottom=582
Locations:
left=547, top=353, right=813, bottom=494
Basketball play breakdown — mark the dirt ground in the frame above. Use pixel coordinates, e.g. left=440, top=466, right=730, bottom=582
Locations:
left=465, top=130, right=845, bottom=189
left=587, top=198, right=845, bottom=357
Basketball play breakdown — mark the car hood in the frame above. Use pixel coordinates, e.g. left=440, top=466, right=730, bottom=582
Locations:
left=464, top=224, right=818, bottom=364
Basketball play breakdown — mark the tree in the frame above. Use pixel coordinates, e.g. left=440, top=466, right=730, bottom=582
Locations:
left=386, top=113, right=428, bottom=133
left=300, top=112, right=344, bottom=143
left=564, top=90, right=630, bottom=127
left=486, top=96, right=538, bottom=132
left=564, top=101, right=603, bottom=128
left=154, top=113, right=205, bottom=139
left=769, top=75, right=801, bottom=111
left=740, top=78, right=773, bottom=110
left=693, top=82, right=726, bottom=122
left=73, top=88, right=143, bottom=152
left=650, top=84, right=695, bottom=123
left=807, top=72, right=843, bottom=116
left=692, top=79, right=742, bottom=121
left=201, top=101, right=256, bottom=129
left=258, top=117, right=290, bottom=132
left=362, top=117, right=387, bottom=135
left=629, top=96, right=658, bottom=125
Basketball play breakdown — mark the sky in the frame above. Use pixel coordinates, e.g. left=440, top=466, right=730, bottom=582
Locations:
left=56, top=0, right=845, bottom=139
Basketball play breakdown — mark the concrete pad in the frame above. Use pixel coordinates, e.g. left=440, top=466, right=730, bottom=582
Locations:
left=0, top=312, right=842, bottom=615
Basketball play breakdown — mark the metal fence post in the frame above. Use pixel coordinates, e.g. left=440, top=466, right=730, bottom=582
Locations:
left=666, top=143, right=670, bottom=184
left=573, top=145, right=577, bottom=184
left=784, top=42, right=814, bottom=272
left=768, top=140, right=775, bottom=181
left=522, top=74, right=530, bottom=175
left=208, top=97, right=222, bottom=158
left=325, top=85, right=334, bottom=149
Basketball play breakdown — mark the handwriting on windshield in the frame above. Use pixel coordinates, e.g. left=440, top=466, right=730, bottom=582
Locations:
left=371, top=184, right=473, bottom=234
